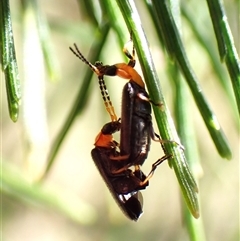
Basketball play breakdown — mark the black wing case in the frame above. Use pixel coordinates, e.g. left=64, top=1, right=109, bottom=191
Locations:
left=91, top=148, right=143, bottom=221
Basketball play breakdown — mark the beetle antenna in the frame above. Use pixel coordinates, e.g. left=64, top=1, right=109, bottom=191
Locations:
left=70, top=44, right=117, bottom=121
left=98, top=75, right=118, bottom=122
left=69, top=43, right=100, bottom=75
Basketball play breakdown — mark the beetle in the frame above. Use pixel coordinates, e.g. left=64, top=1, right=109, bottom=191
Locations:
left=92, top=120, right=169, bottom=220
left=69, top=35, right=177, bottom=219
left=69, top=38, right=172, bottom=171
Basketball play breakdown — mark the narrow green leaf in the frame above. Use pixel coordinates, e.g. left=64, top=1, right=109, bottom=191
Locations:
left=34, top=1, right=60, bottom=81
left=181, top=4, right=233, bottom=100
left=2, top=162, right=97, bottom=224
left=77, top=0, right=99, bottom=27
left=41, top=24, right=110, bottom=180
left=169, top=64, right=206, bottom=240
left=99, top=0, right=126, bottom=47
left=206, top=0, right=240, bottom=115
left=0, top=0, right=21, bottom=122
left=151, top=0, right=232, bottom=160
left=116, top=0, right=199, bottom=218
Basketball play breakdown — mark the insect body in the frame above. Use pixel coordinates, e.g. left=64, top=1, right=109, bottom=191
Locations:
left=88, top=42, right=166, bottom=170
left=92, top=120, right=169, bottom=220
left=120, top=80, right=153, bottom=167
left=70, top=36, right=173, bottom=220
left=92, top=120, right=147, bottom=220
left=70, top=41, right=165, bottom=169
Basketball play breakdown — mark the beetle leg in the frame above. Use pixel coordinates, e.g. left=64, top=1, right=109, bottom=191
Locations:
left=110, top=154, right=130, bottom=161
left=123, top=32, right=136, bottom=67
left=136, top=93, right=164, bottom=108
left=147, top=123, right=185, bottom=151
left=152, top=132, right=185, bottom=150
left=139, top=154, right=172, bottom=186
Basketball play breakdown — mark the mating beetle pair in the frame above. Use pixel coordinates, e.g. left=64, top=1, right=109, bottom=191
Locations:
left=70, top=36, right=173, bottom=220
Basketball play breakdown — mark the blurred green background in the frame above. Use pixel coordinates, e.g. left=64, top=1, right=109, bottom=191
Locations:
left=1, top=0, right=239, bottom=241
